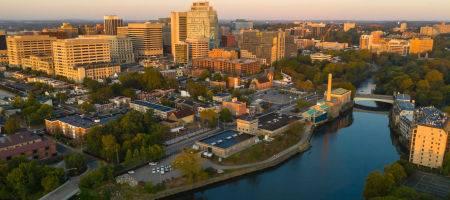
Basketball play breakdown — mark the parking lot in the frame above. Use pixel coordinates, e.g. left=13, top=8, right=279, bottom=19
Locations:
left=252, top=89, right=297, bottom=105
left=129, top=155, right=181, bottom=185
left=404, top=171, right=450, bottom=198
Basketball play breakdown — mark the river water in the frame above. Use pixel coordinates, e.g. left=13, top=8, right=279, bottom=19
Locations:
left=172, top=78, right=401, bottom=200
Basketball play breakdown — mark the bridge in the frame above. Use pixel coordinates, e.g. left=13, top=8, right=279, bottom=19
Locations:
left=354, top=94, right=393, bottom=104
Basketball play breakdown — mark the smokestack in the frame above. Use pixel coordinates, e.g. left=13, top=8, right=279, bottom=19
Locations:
left=327, top=73, right=332, bottom=102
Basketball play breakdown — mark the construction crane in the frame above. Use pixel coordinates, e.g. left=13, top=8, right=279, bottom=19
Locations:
left=321, top=25, right=334, bottom=49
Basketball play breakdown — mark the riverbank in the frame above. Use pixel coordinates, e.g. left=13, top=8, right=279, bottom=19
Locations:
left=139, top=124, right=314, bottom=200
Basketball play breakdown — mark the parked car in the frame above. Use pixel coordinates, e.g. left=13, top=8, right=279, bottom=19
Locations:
left=152, top=168, right=156, bottom=174
left=149, top=162, right=158, bottom=166
left=128, top=170, right=135, bottom=174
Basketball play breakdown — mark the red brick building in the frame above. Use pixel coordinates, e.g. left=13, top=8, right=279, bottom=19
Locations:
left=0, top=132, right=57, bottom=162
left=192, top=58, right=260, bottom=75
left=221, top=34, right=236, bottom=48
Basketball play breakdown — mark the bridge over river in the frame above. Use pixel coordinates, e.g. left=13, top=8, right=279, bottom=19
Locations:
left=354, top=93, right=393, bottom=104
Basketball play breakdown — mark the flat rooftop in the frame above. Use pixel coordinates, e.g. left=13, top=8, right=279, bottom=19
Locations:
left=396, top=100, right=414, bottom=111
left=258, top=112, right=301, bottom=131
left=331, top=88, right=350, bottom=95
left=131, top=100, right=175, bottom=112
left=198, top=130, right=255, bottom=149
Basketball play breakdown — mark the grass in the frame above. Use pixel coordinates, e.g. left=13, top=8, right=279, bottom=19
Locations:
left=213, top=122, right=305, bottom=166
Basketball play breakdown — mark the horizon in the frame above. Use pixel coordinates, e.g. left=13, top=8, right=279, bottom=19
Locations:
left=1, top=0, right=449, bottom=21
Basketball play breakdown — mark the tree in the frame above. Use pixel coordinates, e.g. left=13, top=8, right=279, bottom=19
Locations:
left=102, top=135, right=120, bottom=164
left=78, top=102, right=96, bottom=113
left=64, top=153, right=88, bottom=176
left=219, top=108, right=233, bottom=122
left=199, top=70, right=211, bottom=80
left=124, top=149, right=133, bottom=166
left=383, top=162, right=406, bottom=183
left=296, top=100, right=310, bottom=108
left=390, top=186, right=417, bottom=199
left=4, top=117, right=20, bottom=134
left=199, top=109, right=219, bottom=128
left=41, top=175, right=60, bottom=193
left=362, top=170, right=396, bottom=199
left=172, top=149, right=208, bottom=184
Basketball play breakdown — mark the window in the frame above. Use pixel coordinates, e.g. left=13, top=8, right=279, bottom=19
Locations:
left=33, top=150, right=37, bottom=154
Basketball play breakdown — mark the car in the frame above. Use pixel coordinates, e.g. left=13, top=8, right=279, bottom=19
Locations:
left=165, top=167, right=169, bottom=172
left=152, top=168, right=156, bottom=174
left=128, top=170, right=135, bottom=174
left=156, top=167, right=160, bottom=172
left=149, top=162, right=158, bottom=166
left=161, top=170, right=165, bottom=175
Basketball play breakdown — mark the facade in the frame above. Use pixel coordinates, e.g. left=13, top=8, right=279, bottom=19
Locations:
left=237, top=117, right=258, bottom=134
left=170, top=12, right=188, bottom=60
left=45, top=114, right=117, bottom=140
left=173, top=41, right=189, bottom=64
left=315, top=42, right=348, bottom=50
left=343, top=22, right=356, bottom=32
left=21, top=55, right=55, bottom=75
left=130, top=100, right=176, bottom=119
left=118, top=22, right=164, bottom=59
left=192, top=57, right=260, bottom=75
left=187, top=1, right=219, bottom=48
left=310, top=53, right=332, bottom=62
left=74, top=62, right=121, bottom=82
left=6, top=35, right=56, bottom=66
left=104, top=15, right=123, bottom=35
left=52, top=38, right=113, bottom=82
left=186, top=37, right=209, bottom=59
left=38, top=29, right=69, bottom=39
left=231, top=19, right=253, bottom=35
left=58, top=23, right=79, bottom=38
left=409, top=38, right=433, bottom=54
left=409, top=107, right=449, bottom=168
left=79, top=35, right=135, bottom=63
left=249, top=71, right=274, bottom=90
left=0, top=50, right=8, bottom=65
left=222, top=97, right=246, bottom=116
left=208, top=49, right=238, bottom=59
left=195, top=130, right=258, bottom=158
left=168, top=109, right=195, bottom=125
left=433, top=22, right=450, bottom=34
left=420, top=26, right=438, bottom=36
left=0, top=31, right=6, bottom=50
left=0, top=132, right=57, bottom=162
left=220, top=34, right=236, bottom=48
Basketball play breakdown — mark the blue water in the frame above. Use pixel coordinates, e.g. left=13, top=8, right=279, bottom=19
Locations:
left=173, top=79, right=400, bottom=200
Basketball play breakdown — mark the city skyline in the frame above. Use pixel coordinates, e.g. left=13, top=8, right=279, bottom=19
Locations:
left=1, top=0, right=449, bottom=21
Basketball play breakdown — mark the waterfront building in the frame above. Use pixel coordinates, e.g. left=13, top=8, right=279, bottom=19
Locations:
left=208, top=49, right=238, bottom=59
left=6, top=35, right=56, bottom=67
left=392, top=94, right=415, bottom=141
left=21, top=55, right=54, bottom=75
left=187, top=1, right=219, bottom=48
left=171, top=12, right=188, bottom=60
left=192, top=57, right=260, bottom=75
left=409, top=38, right=433, bottom=54
left=343, top=22, right=356, bottom=32
left=118, top=22, right=164, bottom=59
left=79, top=35, right=135, bottom=63
left=173, top=41, right=189, bottom=64
left=129, top=100, right=176, bottom=119
left=104, top=15, right=123, bottom=35
left=258, top=112, right=301, bottom=136
left=222, top=97, right=247, bottom=116
left=186, top=37, right=209, bottom=59
left=195, top=130, right=258, bottom=158
left=45, top=114, right=117, bottom=140
left=237, top=117, right=258, bottom=134
left=52, top=38, right=118, bottom=82
left=409, top=107, right=449, bottom=168
left=0, top=132, right=57, bottom=162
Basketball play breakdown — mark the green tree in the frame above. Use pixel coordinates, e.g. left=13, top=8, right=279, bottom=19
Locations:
left=124, top=149, right=133, bottom=166
left=199, top=70, right=211, bottom=80
left=41, top=175, right=60, bottom=193
left=64, top=153, right=88, bottom=176
left=78, top=102, right=96, bottom=113
left=102, top=135, right=120, bottom=164
left=4, top=117, right=20, bottom=134
left=172, top=149, right=208, bottom=184
left=383, top=162, right=407, bottom=183
left=362, top=170, right=396, bottom=199
left=390, top=186, right=417, bottom=199
left=296, top=100, right=310, bottom=108
left=199, top=109, right=219, bottom=128
left=219, top=108, right=233, bottom=122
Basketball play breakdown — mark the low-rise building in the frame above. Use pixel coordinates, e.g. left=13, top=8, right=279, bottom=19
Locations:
left=130, top=100, right=175, bottom=119
left=213, top=93, right=231, bottom=102
left=193, top=58, right=261, bottom=75
left=109, top=96, right=131, bottom=107
left=195, top=130, right=258, bottom=158
left=21, top=55, right=55, bottom=75
left=258, top=112, right=301, bottom=136
left=237, top=117, right=258, bottom=134
left=222, top=98, right=246, bottom=116
left=0, top=132, right=57, bottom=162
left=249, top=71, right=274, bottom=91
left=310, top=53, right=332, bottom=62
left=168, top=109, right=195, bottom=125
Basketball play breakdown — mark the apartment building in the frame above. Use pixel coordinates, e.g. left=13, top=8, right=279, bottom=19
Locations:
left=6, top=35, right=56, bottom=66
left=21, top=55, right=55, bottom=75
left=104, top=15, right=123, bottom=35
left=0, top=132, right=57, bottom=162
left=79, top=35, right=134, bottom=63
left=186, top=37, right=209, bottom=59
left=192, top=57, right=260, bottom=75
left=118, top=22, right=164, bottom=59
left=130, top=100, right=176, bottom=119
left=173, top=41, right=189, bottom=64
left=208, top=49, right=238, bottom=59
left=409, top=38, right=434, bottom=54
left=222, top=97, right=247, bottom=116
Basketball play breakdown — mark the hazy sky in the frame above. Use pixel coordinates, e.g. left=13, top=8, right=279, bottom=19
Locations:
left=1, top=0, right=449, bottom=21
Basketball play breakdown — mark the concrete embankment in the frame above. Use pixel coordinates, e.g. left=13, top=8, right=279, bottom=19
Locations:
left=143, top=128, right=314, bottom=200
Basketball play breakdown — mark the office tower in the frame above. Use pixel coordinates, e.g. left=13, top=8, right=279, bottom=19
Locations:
left=186, top=37, right=209, bottom=59
left=187, top=1, right=219, bottom=48
left=171, top=12, right=187, bottom=60
left=359, top=35, right=372, bottom=50
left=78, top=35, right=135, bottom=64
left=104, top=15, right=123, bottom=35
left=240, top=30, right=296, bottom=65
left=410, top=107, right=449, bottom=168
left=0, top=31, right=6, bottom=50
left=118, top=22, right=164, bottom=60
left=220, top=26, right=230, bottom=36
left=221, top=34, right=236, bottom=48
left=193, top=58, right=260, bottom=75
left=6, top=35, right=56, bottom=67
left=231, top=19, right=253, bottom=35
left=59, top=23, right=79, bottom=38
left=78, top=24, right=96, bottom=35
left=173, top=41, right=189, bottom=64
left=53, top=38, right=119, bottom=82
left=309, top=23, right=326, bottom=39
left=343, top=23, right=356, bottom=32
left=409, top=38, right=433, bottom=54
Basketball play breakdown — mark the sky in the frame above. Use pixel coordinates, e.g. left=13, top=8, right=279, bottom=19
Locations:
left=1, top=0, right=449, bottom=21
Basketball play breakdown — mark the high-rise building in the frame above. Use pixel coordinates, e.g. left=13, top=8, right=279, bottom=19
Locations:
left=0, top=31, right=6, bottom=50
left=186, top=37, right=209, bottom=59
left=343, top=23, right=356, bottom=32
left=433, top=22, right=450, bottom=34
left=104, top=15, right=123, bottom=35
left=173, top=41, right=189, bottom=64
left=231, top=19, right=253, bottom=35
left=240, top=30, right=296, bottom=65
left=171, top=12, right=188, bottom=61
left=58, top=23, right=79, bottom=38
left=118, top=22, right=164, bottom=59
left=220, top=34, right=236, bottom=48
left=409, top=38, right=433, bottom=54
left=6, top=35, right=56, bottom=67
left=409, top=107, right=449, bottom=169
left=187, top=1, right=219, bottom=48
left=79, top=35, right=135, bottom=64
left=52, top=38, right=119, bottom=82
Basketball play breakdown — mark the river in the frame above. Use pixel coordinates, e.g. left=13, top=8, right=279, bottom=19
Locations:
left=171, top=78, right=401, bottom=200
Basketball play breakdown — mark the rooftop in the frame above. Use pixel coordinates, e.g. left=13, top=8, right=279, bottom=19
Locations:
left=47, top=114, right=117, bottom=129
left=132, top=100, right=176, bottom=112
left=0, top=132, right=41, bottom=149
left=395, top=94, right=410, bottom=101
left=396, top=100, right=414, bottom=111
left=258, top=112, right=301, bottom=131
left=331, top=88, right=350, bottom=95
left=198, top=130, right=255, bottom=149
left=417, top=107, right=449, bottom=130
left=171, top=109, right=194, bottom=119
